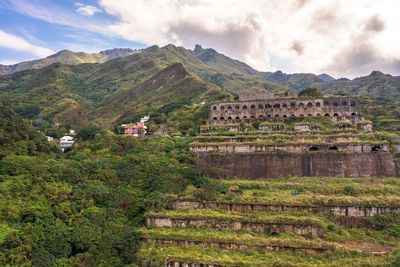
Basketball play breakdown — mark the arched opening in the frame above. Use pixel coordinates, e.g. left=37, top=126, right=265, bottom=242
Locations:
left=235, top=105, right=240, bottom=109
left=259, top=104, right=263, bottom=108
left=251, top=116, right=256, bottom=119
left=342, top=101, right=347, bottom=106
left=299, top=114, right=304, bottom=117
left=243, top=116, right=247, bottom=119
left=273, top=103, right=280, bottom=108
left=220, top=117, right=225, bottom=120
left=227, top=106, right=232, bottom=110
left=333, top=102, right=338, bottom=106
left=259, top=115, right=263, bottom=118
left=213, top=117, right=217, bottom=120
left=309, top=146, right=318, bottom=151
left=325, top=114, right=330, bottom=117
left=334, top=113, right=339, bottom=117
left=316, top=102, right=321, bottom=107
left=372, top=146, right=381, bottom=153
left=282, top=103, right=287, bottom=108
left=298, top=103, right=304, bottom=109
left=283, top=115, right=287, bottom=118
left=267, top=115, right=271, bottom=117
left=213, top=106, right=217, bottom=110
left=307, top=102, right=313, bottom=108
left=243, top=105, right=247, bottom=109
left=250, top=105, right=255, bottom=109
left=221, top=106, right=225, bottom=110
left=316, top=114, right=321, bottom=116
left=324, top=101, right=329, bottom=106
left=308, top=114, right=313, bottom=116
left=265, top=104, right=272, bottom=108
left=228, top=117, right=232, bottom=120
left=275, top=114, right=279, bottom=117
left=329, top=146, right=338, bottom=151
left=290, top=103, right=296, bottom=108
left=351, top=101, right=356, bottom=106
left=235, top=116, right=240, bottom=120
left=351, top=113, right=356, bottom=116
left=291, top=114, right=296, bottom=117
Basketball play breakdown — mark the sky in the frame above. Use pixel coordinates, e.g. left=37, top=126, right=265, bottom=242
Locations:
left=0, top=0, right=400, bottom=79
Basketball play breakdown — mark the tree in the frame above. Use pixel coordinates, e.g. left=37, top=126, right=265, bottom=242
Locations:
left=298, top=88, right=324, bottom=98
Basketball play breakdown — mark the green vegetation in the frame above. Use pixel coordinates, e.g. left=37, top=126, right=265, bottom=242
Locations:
left=298, top=88, right=324, bottom=98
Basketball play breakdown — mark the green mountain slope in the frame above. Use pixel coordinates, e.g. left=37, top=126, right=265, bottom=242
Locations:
left=0, top=48, right=136, bottom=75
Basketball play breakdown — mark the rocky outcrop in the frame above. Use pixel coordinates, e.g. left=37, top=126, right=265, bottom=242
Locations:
left=145, top=217, right=323, bottom=236
left=196, top=153, right=398, bottom=178
left=168, top=200, right=400, bottom=217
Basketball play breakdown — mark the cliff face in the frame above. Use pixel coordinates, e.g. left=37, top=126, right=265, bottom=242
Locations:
left=196, top=153, right=399, bottom=178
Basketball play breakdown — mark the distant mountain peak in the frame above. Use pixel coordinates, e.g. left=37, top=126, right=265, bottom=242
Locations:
left=317, top=73, right=336, bottom=82
left=370, top=70, right=384, bottom=76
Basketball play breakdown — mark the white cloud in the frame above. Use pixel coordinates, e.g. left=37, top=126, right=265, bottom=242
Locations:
left=75, top=2, right=102, bottom=16
left=0, top=30, right=54, bottom=57
left=98, top=0, right=400, bottom=78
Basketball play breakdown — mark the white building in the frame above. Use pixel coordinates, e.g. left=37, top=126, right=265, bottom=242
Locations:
left=60, top=136, right=75, bottom=152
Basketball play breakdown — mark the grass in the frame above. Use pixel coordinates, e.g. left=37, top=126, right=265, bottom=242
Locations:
left=138, top=243, right=394, bottom=266
left=189, top=140, right=389, bottom=147
left=179, top=177, right=400, bottom=207
left=146, top=208, right=327, bottom=227
left=140, top=227, right=337, bottom=250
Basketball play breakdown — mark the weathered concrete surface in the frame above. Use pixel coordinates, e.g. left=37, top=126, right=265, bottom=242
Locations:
left=168, top=200, right=400, bottom=217
left=142, top=238, right=331, bottom=252
left=196, top=153, right=398, bottom=178
left=145, top=217, right=323, bottom=236
left=190, top=144, right=389, bottom=153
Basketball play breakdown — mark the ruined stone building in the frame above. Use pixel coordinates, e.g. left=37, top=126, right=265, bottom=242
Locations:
left=209, top=90, right=360, bottom=123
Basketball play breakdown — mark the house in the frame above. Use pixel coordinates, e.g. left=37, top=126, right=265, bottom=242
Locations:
left=123, top=122, right=147, bottom=136
left=59, top=135, right=75, bottom=152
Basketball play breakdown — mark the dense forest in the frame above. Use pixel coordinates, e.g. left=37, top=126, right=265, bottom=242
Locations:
left=0, top=102, right=223, bottom=266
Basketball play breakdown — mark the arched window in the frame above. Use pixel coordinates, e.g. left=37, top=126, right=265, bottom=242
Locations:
left=228, top=117, right=232, bottom=120
left=243, top=105, right=247, bottom=109
left=351, top=101, right=356, bottom=106
left=307, top=102, right=312, bottom=108
left=213, top=106, right=217, bottom=110
left=273, top=103, right=280, bottom=108
left=227, top=106, right=232, bottom=110
left=316, top=114, right=321, bottom=116
left=259, top=115, right=263, bottom=118
left=291, top=114, right=296, bottom=117
left=221, top=106, right=225, bottom=110
left=329, top=146, right=338, bottom=151
left=309, top=146, right=318, bottom=151
left=334, top=113, right=339, bottom=117
left=213, top=117, right=217, bottom=120
left=316, top=102, right=321, bottom=107
left=265, top=104, right=272, bottom=108
left=298, top=103, right=304, bottom=108
left=290, top=103, right=296, bottom=108
left=351, top=113, right=356, bottom=116
left=259, top=104, right=263, bottom=108
left=235, top=116, right=240, bottom=120
left=282, top=103, right=287, bottom=108
left=308, top=114, right=312, bottom=116
left=220, top=117, right=225, bottom=120
left=251, top=115, right=255, bottom=119
left=235, top=105, right=240, bottom=109
left=283, top=115, right=287, bottom=118
left=325, top=114, right=330, bottom=117
left=250, top=105, right=255, bottom=109
left=267, top=115, right=271, bottom=117
left=275, top=114, right=279, bottom=117
left=299, top=114, right=304, bottom=117
left=243, top=116, right=247, bottom=119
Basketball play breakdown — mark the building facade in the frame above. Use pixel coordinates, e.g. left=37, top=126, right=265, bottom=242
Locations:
left=209, top=96, right=360, bottom=123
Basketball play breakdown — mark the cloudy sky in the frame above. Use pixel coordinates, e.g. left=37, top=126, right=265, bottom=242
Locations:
left=0, top=0, right=399, bottom=78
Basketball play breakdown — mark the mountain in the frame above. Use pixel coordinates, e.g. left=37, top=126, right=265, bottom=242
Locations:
left=317, top=73, right=335, bottom=82
left=0, top=48, right=137, bottom=75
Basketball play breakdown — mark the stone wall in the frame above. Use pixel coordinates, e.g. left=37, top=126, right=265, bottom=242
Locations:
left=168, top=201, right=400, bottom=217
left=145, top=217, right=323, bottom=236
left=195, top=153, right=398, bottom=178
left=190, top=144, right=389, bottom=154
left=209, top=97, right=360, bottom=123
